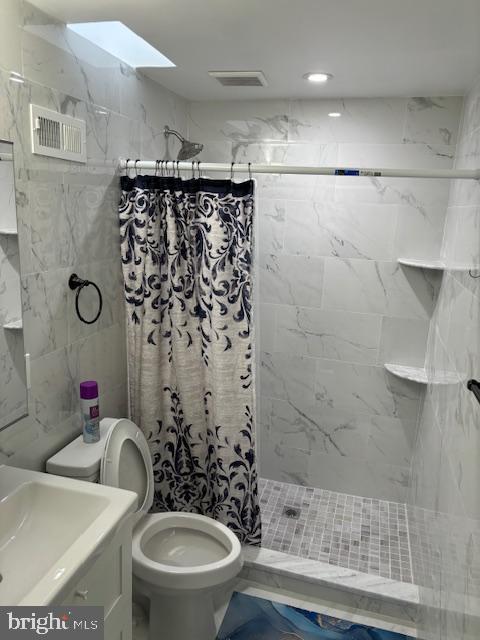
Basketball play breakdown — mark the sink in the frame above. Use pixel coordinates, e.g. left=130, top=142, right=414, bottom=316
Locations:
left=0, top=464, right=136, bottom=605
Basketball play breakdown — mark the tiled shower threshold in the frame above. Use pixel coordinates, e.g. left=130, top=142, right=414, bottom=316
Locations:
left=244, top=478, right=420, bottom=608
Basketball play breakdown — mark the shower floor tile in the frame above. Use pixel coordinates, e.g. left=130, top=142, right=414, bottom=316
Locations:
left=259, top=478, right=413, bottom=584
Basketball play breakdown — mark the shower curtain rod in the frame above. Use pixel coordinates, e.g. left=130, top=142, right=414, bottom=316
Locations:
left=120, top=158, right=480, bottom=180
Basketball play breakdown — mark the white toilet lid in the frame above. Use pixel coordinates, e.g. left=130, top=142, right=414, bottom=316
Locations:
left=100, top=418, right=154, bottom=514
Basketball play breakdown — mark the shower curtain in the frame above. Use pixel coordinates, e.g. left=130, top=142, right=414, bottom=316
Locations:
left=119, top=174, right=261, bottom=544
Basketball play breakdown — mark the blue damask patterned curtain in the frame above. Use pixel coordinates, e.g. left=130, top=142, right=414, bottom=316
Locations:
left=119, top=174, right=260, bottom=544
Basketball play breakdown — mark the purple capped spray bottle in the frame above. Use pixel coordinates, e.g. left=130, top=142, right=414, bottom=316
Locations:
left=80, top=380, right=100, bottom=443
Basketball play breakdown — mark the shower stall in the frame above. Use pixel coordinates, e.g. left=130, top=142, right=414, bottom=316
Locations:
left=181, top=93, right=476, bottom=600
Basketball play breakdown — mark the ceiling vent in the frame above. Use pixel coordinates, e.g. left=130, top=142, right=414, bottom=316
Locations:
left=30, top=104, right=87, bottom=163
left=208, top=71, right=267, bottom=87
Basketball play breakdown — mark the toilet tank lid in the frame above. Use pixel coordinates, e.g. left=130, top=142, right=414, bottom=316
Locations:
left=46, top=419, right=116, bottom=478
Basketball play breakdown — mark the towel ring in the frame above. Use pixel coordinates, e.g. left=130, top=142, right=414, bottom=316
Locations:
left=68, top=274, right=103, bottom=325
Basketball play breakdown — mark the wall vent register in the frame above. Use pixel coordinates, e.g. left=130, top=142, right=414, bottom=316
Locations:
left=30, top=104, right=86, bottom=163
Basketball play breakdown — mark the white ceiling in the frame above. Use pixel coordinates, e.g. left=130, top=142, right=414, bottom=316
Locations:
left=30, top=0, right=480, bottom=101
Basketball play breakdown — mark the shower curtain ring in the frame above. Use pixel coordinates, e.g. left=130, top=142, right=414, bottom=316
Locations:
left=155, top=160, right=160, bottom=176
left=248, top=162, right=252, bottom=180
left=134, top=159, right=140, bottom=176
left=230, top=162, right=235, bottom=181
left=176, top=160, right=180, bottom=178
left=191, top=161, right=195, bottom=179
left=197, top=161, right=201, bottom=178
left=125, top=158, right=131, bottom=176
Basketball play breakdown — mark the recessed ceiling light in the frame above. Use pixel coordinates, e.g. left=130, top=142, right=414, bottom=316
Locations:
left=67, top=21, right=175, bottom=69
left=328, top=112, right=341, bottom=118
left=304, top=72, right=332, bottom=83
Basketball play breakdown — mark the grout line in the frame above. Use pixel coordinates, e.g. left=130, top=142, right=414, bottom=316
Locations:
left=404, top=503, right=415, bottom=585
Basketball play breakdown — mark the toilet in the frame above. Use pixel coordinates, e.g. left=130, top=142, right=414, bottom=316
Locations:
left=46, top=417, right=243, bottom=640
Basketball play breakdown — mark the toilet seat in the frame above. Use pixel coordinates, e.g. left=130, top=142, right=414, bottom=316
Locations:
left=100, top=418, right=154, bottom=515
left=132, top=512, right=243, bottom=591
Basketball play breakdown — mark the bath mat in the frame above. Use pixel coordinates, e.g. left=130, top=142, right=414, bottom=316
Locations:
left=217, top=592, right=413, bottom=639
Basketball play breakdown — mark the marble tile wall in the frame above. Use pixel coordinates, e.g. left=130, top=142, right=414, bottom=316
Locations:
left=188, top=95, right=463, bottom=501
left=0, top=0, right=188, bottom=469
left=408, top=77, right=480, bottom=638
left=0, top=149, right=27, bottom=429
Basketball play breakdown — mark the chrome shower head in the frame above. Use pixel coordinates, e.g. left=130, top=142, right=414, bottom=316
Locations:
left=164, top=126, right=203, bottom=160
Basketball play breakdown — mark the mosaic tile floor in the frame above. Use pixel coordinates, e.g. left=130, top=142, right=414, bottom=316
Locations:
left=259, top=478, right=414, bottom=584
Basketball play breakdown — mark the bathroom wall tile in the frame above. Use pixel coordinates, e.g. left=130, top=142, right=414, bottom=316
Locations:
left=394, top=203, right=448, bottom=261
left=442, top=277, right=479, bottom=379
left=443, top=205, right=480, bottom=268
left=21, top=3, right=121, bottom=113
left=260, top=351, right=316, bottom=405
left=261, top=437, right=311, bottom=487
left=22, top=269, right=68, bottom=358
left=275, top=305, right=381, bottom=364
left=188, top=99, right=291, bottom=146
left=77, top=323, right=126, bottom=394
left=85, top=105, right=141, bottom=168
left=315, top=359, right=421, bottom=420
left=258, top=303, right=276, bottom=353
left=119, top=67, right=187, bottom=133
left=306, top=452, right=410, bottom=502
left=270, top=399, right=370, bottom=458
left=408, top=78, right=480, bottom=640
left=366, top=415, right=417, bottom=467
left=63, top=169, right=120, bottom=264
left=378, top=316, right=429, bottom=368
left=30, top=344, right=79, bottom=432
left=289, top=98, right=408, bottom=144
left=27, top=169, right=74, bottom=272
left=0, top=68, right=29, bottom=160
left=257, top=199, right=286, bottom=254
left=461, top=81, right=480, bottom=140
left=0, top=326, right=27, bottom=426
left=259, top=253, right=324, bottom=307
left=0, top=0, right=22, bottom=73
left=284, top=201, right=397, bottom=260
left=403, top=97, right=463, bottom=145
left=251, top=143, right=337, bottom=202
left=322, top=258, right=439, bottom=319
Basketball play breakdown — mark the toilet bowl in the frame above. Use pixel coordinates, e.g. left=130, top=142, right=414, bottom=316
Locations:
left=46, top=418, right=243, bottom=640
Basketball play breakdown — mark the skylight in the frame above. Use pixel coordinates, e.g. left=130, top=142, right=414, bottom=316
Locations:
left=67, top=21, right=175, bottom=69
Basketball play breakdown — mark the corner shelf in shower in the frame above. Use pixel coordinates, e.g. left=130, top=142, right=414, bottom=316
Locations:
left=397, top=257, right=446, bottom=270
left=0, top=228, right=17, bottom=236
left=384, top=363, right=458, bottom=385
left=3, top=319, right=23, bottom=330
left=398, top=257, right=480, bottom=272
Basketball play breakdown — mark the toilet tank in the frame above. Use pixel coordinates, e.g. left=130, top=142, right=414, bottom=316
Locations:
left=46, top=418, right=117, bottom=483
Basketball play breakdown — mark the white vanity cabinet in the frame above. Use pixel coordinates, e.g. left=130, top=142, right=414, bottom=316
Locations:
left=59, top=516, right=133, bottom=640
